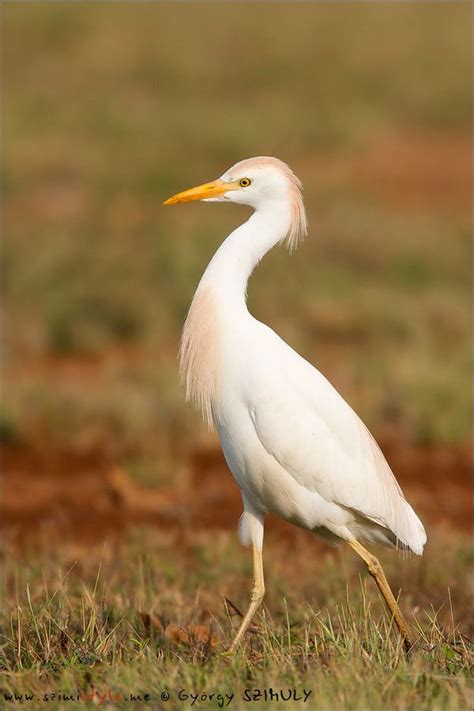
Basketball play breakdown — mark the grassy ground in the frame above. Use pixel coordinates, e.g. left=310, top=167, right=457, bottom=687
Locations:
left=2, top=3, right=472, bottom=710
left=1, top=527, right=473, bottom=711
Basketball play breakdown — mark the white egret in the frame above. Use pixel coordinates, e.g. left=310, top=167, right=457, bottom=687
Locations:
left=164, top=157, right=426, bottom=653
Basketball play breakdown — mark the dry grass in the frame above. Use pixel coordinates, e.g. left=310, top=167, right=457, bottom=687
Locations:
left=1, top=527, right=472, bottom=710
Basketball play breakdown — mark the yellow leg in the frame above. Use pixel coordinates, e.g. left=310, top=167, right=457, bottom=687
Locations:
left=228, top=545, right=265, bottom=652
left=347, top=539, right=413, bottom=654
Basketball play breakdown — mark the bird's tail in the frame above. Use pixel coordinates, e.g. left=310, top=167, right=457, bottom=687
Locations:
left=396, top=499, right=427, bottom=556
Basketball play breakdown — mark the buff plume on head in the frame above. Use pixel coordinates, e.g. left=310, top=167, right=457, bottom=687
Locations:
left=164, top=156, right=308, bottom=253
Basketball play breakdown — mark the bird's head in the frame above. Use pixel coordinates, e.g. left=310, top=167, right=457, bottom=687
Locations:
left=163, top=156, right=307, bottom=251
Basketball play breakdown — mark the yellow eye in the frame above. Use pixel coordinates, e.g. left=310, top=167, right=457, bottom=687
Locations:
left=239, top=177, right=252, bottom=187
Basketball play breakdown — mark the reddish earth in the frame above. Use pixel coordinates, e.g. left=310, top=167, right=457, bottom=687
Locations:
left=2, top=438, right=472, bottom=550
left=311, top=129, right=471, bottom=215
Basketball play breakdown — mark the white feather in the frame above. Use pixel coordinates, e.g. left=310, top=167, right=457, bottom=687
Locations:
left=174, top=157, right=427, bottom=556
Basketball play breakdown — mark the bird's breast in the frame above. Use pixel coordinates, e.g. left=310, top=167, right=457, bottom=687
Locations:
left=179, top=286, right=222, bottom=428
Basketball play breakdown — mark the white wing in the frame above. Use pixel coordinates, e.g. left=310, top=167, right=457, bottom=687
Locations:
left=246, top=323, right=427, bottom=554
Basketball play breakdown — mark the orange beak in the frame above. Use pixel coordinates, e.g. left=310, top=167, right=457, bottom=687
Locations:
left=163, top=179, right=232, bottom=206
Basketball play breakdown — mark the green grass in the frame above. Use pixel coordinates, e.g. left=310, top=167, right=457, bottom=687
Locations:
left=1, top=528, right=472, bottom=711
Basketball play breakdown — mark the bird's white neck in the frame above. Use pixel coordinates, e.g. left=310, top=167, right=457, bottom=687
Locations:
left=180, top=202, right=291, bottom=427
left=198, top=203, right=291, bottom=310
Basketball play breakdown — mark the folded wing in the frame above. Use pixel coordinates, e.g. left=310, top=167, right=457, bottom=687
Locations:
left=248, top=337, right=426, bottom=554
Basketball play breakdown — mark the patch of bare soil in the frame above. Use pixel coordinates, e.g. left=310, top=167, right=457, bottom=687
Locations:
left=311, top=129, right=471, bottom=214
left=357, top=130, right=471, bottom=212
left=2, top=437, right=471, bottom=551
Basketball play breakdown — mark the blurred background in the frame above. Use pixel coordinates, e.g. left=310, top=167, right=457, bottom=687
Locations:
left=3, top=3, right=471, bottom=549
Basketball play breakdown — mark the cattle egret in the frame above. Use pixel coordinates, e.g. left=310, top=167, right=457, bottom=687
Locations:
left=164, top=156, right=426, bottom=653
